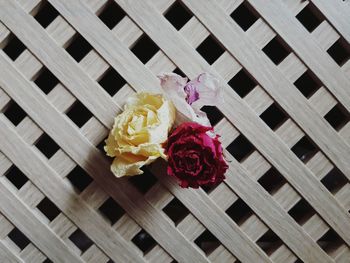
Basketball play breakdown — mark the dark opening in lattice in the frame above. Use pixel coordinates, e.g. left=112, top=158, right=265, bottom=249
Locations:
left=327, top=38, right=350, bottom=66
left=296, top=4, right=323, bottom=32
left=200, top=183, right=219, bottom=194
left=194, top=230, right=220, bottom=255
left=293, top=70, right=321, bottom=98
left=8, top=228, right=30, bottom=250
left=258, top=168, right=286, bottom=195
left=66, top=100, right=93, bottom=128
left=132, top=229, right=157, bottom=254
left=165, top=1, right=192, bottom=30
left=67, top=165, right=93, bottom=193
left=2, top=33, right=26, bottom=61
left=230, top=2, right=258, bottom=31
left=35, top=133, right=60, bottom=159
left=226, top=134, right=254, bottom=162
left=98, top=0, right=125, bottom=30
left=163, top=197, right=189, bottom=225
left=226, top=198, right=253, bottom=225
left=196, top=35, right=225, bottom=65
left=257, top=230, right=282, bottom=255
left=66, top=34, right=93, bottom=62
left=4, top=101, right=26, bottom=126
left=96, top=136, right=108, bottom=154
left=291, top=136, right=317, bottom=163
left=228, top=69, right=256, bottom=98
left=201, top=106, right=224, bottom=126
left=98, top=197, right=125, bottom=225
left=33, top=1, right=59, bottom=28
left=69, top=228, right=93, bottom=253
left=259, top=103, right=287, bottom=130
left=34, top=67, right=59, bottom=94
left=317, top=229, right=343, bottom=255
left=131, top=34, right=159, bottom=64
left=288, top=199, right=316, bottom=225
left=321, top=168, right=348, bottom=194
left=128, top=167, right=157, bottom=194
left=43, top=259, right=53, bottom=263
left=98, top=67, right=126, bottom=96
left=262, top=36, right=291, bottom=65
left=324, top=104, right=349, bottom=131
left=172, top=67, right=187, bottom=78
left=37, top=197, right=61, bottom=221
left=5, top=166, right=28, bottom=190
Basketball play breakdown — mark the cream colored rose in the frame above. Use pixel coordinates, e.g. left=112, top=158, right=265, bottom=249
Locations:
left=105, top=92, right=175, bottom=177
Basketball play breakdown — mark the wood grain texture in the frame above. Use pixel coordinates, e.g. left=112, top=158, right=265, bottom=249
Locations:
left=0, top=0, right=349, bottom=262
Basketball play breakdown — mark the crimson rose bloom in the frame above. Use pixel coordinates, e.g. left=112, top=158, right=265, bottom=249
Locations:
left=164, top=122, right=228, bottom=188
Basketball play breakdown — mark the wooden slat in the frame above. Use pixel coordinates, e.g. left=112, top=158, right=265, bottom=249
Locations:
left=0, top=164, right=83, bottom=263
left=311, top=0, right=350, bottom=43
left=0, top=52, right=207, bottom=263
left=110, top=0, right=350, bottom=248
left=248, top=0, right=350, bottom=111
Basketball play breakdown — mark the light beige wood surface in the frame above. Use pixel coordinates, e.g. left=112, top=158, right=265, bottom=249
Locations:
left=0, top=0, right=349, bottom=262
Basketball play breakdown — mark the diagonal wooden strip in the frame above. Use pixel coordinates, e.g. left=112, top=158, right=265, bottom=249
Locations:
left=0, top=52, right=208, bottom=263
left=0, top=240, right=24, bottom=263
left=184, top=0, right=350, bottom=178
left=311, top=0, right=350, bottom=43
left=111, top=0, right=350, bottom=246
left=248, top=0, right=350, bottom=109
left=0, top=1, right=120, bottom=128
left=0, top=163, right=83, bottom=263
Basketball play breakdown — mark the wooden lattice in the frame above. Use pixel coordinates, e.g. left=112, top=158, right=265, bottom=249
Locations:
left=0, top=0, right=349, bottom=262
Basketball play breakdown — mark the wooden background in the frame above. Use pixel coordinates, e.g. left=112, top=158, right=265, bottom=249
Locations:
left=0, top=0, right=349, bottom=262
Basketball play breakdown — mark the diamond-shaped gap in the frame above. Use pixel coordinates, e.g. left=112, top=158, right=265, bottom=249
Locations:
left=200, top=183, right=219, bottom=194
left=258, top=168, right=286, bottom=195
left=225, top=198, right=253, bottom=225
left=257, top=230, right=283, bottom=256
left=321, top=168, right=348, bottom=194
left=262, top=36, right=291, bottom=65
left=194, top=230, right=220, bottom=256
left=226, top=134, right=254, bottom=162
left=131, top=34, right=159, bottom=64
left=37, top=197, right=61, bottom=221
left=291, top=136, right=317, bottom=163
left=327, top=38, right=350, bottom=66
left=163, top=197, right=190, bottom=225
left=8, top=228, right=30, bottom=250
left=69, top=228, right=93, bottom=253
left=317, top=229, right=343, bottom=255
left=288, top=199, right=316, bottom=225
left=5, top=166, right=28, bottom=190
left=96, top=135, right=109, bottom=154
left=296, top=3, right=323, bottom=32
left=43, top=259, right=53, bottom=263
left=65, top=34, right=93, bottom=62
left=196, top=35, right=225, bottom=65
left=293, top=70, right=321, bottom=98
left=2, top=33, right=26, bottom=61
left=201, top=106, right=224, bottom=126
left=98, top=67, right=126, bottom=96
left=34, top=133, right=60, bottom=159
left=230, top=1, right=258, bottom=31
left=66, top=165, right=93, bottom=193
left=33, top=0, right=59, bottom=28
left=33, top=66, right=59, bottom=94
left=4, top=100, right=26, bottom=126
left=164, top=1, right=192, bottom=30
left=324, top=104, right=349, bottom=131
left=66, top=100, right=93, bottom=128
left=128, top=167, right=157, bottom=194
left=132, top=229, right=156, bottom=254
left=98, top=0, right=125, bottom=30
left=98, top=197, right=125, bottom=225
left=228, top=69, right=257, bottom=98
left=259, top=103, right=287, bottom=130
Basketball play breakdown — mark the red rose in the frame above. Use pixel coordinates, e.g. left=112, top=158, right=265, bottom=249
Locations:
left=164, top=122, right=228, bottom=188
